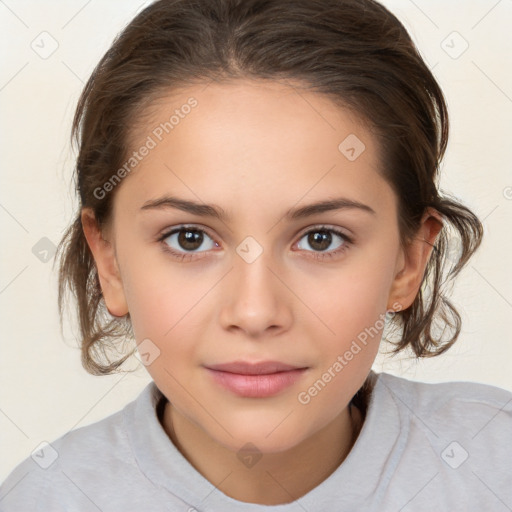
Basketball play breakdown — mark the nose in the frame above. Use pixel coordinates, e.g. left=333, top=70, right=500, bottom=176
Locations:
left=218, top=248, right=293, bottom=338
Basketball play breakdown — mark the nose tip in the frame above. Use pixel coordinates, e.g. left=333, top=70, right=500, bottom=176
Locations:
left=218, top=255, right=292, bottom=337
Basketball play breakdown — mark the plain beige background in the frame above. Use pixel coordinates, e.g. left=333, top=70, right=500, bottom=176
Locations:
left=1, top=0, right=511, bottom=482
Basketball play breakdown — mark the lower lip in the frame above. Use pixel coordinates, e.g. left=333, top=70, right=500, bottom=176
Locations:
left=205, top=368, right=308, bottom=398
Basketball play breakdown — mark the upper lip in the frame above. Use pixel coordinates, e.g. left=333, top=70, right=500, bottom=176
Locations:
left=205, top=361, right=307, bottom=375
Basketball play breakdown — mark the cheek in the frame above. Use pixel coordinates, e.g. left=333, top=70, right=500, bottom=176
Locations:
left=309, top=257, right=396, bottom=343
left=119, top=249, right=198, bottom=341
left=295, top=263, right=391, bottom=424
left=121, top=258, right=218, bottom=369
left=124, top=266, right=205, bottom=388
left=297, top=251, right=397, bottom=406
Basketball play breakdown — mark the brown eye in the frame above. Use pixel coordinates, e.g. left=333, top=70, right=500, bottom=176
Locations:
left=177, top=229, right=204, bottom=250
left=297, top=227, right=350, bottom=254
left=306, top=230, right=332, bottom=251
left=161, top=227, right=217, bottom=253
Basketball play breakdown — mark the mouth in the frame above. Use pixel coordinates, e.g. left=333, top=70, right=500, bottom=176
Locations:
left=205, top=360, right=308, bottom=375
left=204, top=360, right=309, bottom=398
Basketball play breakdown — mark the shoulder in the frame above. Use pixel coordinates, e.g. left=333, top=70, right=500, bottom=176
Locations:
left=374, top=371, right=512, bottom=456
left=376, top=371, right=512, bottom=419
left=368, top=373, right=512, bottom=508
left=0, top=385, right=155, bottom=511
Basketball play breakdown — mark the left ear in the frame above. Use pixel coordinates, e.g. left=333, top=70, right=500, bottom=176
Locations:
left=387, top=207, right=444, bottom=311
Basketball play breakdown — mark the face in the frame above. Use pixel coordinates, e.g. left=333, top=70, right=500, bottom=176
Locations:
left=86, top=79, right=426, bottom=454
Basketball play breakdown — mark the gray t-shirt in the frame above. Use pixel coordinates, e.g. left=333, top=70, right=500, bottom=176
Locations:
left=1, top=371, right=511, bottom=511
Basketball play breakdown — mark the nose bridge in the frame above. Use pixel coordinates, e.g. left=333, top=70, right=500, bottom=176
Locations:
left=219, top=235, right=292, bottom=335
left=232, top=237, right=281, bottom=305
left=238, top=245, right=275, bottom=288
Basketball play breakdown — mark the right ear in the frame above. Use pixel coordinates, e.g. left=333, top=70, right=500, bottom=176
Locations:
left=81, top=208, right=129, bottom=317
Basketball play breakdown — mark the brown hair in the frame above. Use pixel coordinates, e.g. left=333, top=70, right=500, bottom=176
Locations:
left=56, top=0, right=483, bottom=387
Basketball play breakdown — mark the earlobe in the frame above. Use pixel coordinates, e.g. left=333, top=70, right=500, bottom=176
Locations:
left=387, top=208, right=443, bottom=311
left=81, top=208, right=129, bottom=317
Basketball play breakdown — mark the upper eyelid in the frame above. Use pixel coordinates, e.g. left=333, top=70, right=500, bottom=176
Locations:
left=159, top=223, right=215, bottom=238
left=297, top=224, right=351, bottom=237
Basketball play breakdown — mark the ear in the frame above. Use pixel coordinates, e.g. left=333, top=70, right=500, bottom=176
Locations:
left=81, top=208, right=129, bottom=317
left=387, top=207, right=443, bottom=311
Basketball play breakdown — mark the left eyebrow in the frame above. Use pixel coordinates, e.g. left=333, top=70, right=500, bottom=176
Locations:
left=285, top=197, right=376, bottom=220
left=139, top=195, right=376, bottom=221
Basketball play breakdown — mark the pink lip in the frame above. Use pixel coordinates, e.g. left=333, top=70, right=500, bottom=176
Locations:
left=204, top=361, right=308, bottom=398
left=206, top=360, right=305, bottom=375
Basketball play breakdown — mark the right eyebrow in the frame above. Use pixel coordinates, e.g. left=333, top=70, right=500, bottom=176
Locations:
left=140, top=195, right=228, bottom=221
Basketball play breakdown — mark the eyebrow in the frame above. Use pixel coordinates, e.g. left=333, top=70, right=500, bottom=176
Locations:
left=140, top=195, right=376, bottom=221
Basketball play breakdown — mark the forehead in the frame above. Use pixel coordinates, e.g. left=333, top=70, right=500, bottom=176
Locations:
left=115, top=79, right=395, bottom=221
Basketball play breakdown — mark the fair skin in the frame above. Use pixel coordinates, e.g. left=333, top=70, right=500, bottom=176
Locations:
left=82, top=79, right=442, bottom=505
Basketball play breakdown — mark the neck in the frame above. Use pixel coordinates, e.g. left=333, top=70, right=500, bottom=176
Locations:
left=160, top=399, right=364, bottom=505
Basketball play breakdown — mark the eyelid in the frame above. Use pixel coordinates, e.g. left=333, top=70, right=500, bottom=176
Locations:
left=157, top=223, right=218, bottom=242
left=296, top=223, right=353, bottom=240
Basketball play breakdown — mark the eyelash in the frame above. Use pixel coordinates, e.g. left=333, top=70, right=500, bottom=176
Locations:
left=156, top=224, right=354, bottom=262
